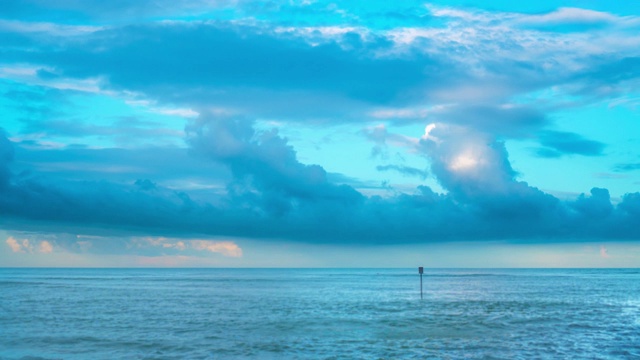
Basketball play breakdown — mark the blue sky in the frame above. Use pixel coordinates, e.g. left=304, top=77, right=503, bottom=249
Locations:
left=1, top=1, right=640, bottom=267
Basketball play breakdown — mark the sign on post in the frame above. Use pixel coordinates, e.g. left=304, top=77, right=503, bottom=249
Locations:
left=418, top=266, right=424, bottom=299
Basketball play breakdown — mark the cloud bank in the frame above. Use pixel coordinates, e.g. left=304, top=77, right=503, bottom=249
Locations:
left=2, top=122, right=640, bottom=245
left=1, top=2, right=640, bottom=254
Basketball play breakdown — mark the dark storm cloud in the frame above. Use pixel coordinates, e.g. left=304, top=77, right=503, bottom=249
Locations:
left=2, top=126, right=640, bottom=243
left=571, top=188, right=613, bottom=218
left=186, top=114, right=363, bottom=216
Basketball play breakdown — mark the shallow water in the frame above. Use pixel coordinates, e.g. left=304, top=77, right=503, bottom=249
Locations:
left=1, top=268, right=639, bottom=359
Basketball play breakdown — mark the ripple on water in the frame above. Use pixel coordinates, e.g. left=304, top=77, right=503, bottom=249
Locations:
left=0, top=268, right=638, bottom=359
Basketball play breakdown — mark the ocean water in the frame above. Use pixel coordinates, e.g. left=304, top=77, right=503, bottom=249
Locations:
left=1, top=268, right=639, bottom=359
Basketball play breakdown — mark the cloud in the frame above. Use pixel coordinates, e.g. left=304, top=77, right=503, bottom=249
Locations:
left=0, top=19, right=101, bottom=37
left=39, top=240, right=53, bottom=253
left=0, top=128, right=14, bottom=190
left=614, top=163, right=640, bottom=172
left=5, top=236, right=53, bottom=253
left=416, top=123, right=566, bottom=236
left=12, top=144, right=231, bottom=193
left=1, top=6, right=629, bottom=125
left=362, top=124, right=417, bottom=158
left=1, top=6, right=640, bottom=247
left=2, top=122, right=640, bottom=243
left=426, top=104, right=548, bottom=137
left=518, top=8, right=617, bottom=27
left=6, top=232, right=242, bottom=258
left=392, top=5, right=640, bottom=106
left=6, top=236, right=22, bottom=252
left=191, top=240, right=242, bottom=257
left=571, top=188, right=614, bottom=218
left=600, top=245, right=610, bottom=259
left=1, top=3, right=639, bottom=138
left=570, top=57, right=640, bottom=99
left=186, top=114, right=363, bottom=216
left=376, top=164, right=428, bottom=179
left=131, top=237, right=242, bottom=257
left=18, top=117, right=185, bottom=146
left=618, top=193, right=640, bottom=216
left=535, top=130, right=606, bottom=158
left=11, top=22, right=429, bottom=116
left=419, top=124, right=517, bottom=196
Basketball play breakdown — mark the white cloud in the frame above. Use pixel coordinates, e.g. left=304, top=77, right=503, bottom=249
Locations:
left=39, top=241, right=54, bottom=254
left=150, top=107, right=199, bottom=118
left=162, top=240, right=186, bottom=251
left=5, top=236, right=53, bottom=253
left=275, top=25, right=365, bottom=37
left=519, top=8, right=616, bottom=25
left=132, top=236, right=243, bottom=257
left=421, top=123, right=437, bottom=141
left=418, top=123, right=518, bottom=195
left=370, top=107, right=429, bottom=119
left=191, top=240, right=243, bottom=257
left=449, top=153, right=480, bottom=171
left=387, top=5, right=640, bottom=74
left=6, top=237, right=22, bottom=253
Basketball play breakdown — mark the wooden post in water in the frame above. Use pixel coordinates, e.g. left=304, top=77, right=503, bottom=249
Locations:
left=418, top=266, right=424, bottom=299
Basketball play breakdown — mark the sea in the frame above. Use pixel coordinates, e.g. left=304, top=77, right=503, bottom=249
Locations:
left=1, top=268, right=639, bottom=359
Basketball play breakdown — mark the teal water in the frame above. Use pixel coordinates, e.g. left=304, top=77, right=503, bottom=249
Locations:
left=1, top=268, right=639, bottom=359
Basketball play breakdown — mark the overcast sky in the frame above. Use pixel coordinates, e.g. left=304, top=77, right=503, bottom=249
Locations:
left=1, top=1, right=640, bottom=267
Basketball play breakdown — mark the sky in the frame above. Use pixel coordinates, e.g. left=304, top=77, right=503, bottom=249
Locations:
left=1, top=0, right=640, bottom=267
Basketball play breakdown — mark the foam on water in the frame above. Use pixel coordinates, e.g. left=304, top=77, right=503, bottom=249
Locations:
left=1, top=268, right=638, bottom=359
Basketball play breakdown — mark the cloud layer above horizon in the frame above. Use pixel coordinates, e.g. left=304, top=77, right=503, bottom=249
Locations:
left=1, top=1, right=640, bottom=261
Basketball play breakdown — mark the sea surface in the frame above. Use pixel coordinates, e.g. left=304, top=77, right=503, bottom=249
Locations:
left=1, top=268, right=639, bottom=359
